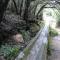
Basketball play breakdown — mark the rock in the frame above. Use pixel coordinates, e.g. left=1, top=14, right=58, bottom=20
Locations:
left=30, top=23, right=39, bottom=33
left=0, top=56, right=5, bottom=60
left=12, top=34, right=24, bottom=43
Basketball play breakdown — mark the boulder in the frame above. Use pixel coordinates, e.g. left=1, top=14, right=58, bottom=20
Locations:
left=0, top=56, right=5, bottom=60
left=12, top=34, right=24, bottom=43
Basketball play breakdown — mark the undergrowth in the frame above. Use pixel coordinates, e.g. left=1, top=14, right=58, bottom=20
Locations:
left=0, top=44, right=20, bottom=60
left=49, top=27, right=58, bottom=37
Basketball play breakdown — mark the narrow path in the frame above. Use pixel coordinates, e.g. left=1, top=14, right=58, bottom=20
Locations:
left=27, top=25, right=49, bottom=60
left=48, top=35, right=60, bottom=60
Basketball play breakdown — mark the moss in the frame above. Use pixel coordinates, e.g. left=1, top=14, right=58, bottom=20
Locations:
left=20, top=48, right=30, bottom=60
left=47, top=37, right=52, bottom=55
left=20, top=38, right=37, bottom=60
left=24, top=48, right=30, bottom=56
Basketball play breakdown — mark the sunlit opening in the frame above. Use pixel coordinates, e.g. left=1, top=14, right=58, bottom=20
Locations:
left=43, top=8, right=57, bottom=28
left=43, top=8, right=60, bottom=34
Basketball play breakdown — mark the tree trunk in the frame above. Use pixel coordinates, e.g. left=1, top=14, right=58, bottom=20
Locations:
left=23, top=0, right=31, bottom=30
left=0, top=0, right=10, bottom=45
left=0, top=0, right=10, bottom=23
left=20, top=0, right=23, bottom=16
left=13, top=0, right=18, bottom=14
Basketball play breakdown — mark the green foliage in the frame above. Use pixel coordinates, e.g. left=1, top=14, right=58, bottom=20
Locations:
left=47, top=37, right=51, bottom=55
left=49, top=28, right=58, bottom=37
left=24, top=48, right=30, bottom=57
left=0, top=44, right=20, bottom=60
left=20, top=30, right=31, bottom=43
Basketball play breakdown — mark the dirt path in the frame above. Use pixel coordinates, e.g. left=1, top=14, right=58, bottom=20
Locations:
left=48, top=35, right=60, bottom=60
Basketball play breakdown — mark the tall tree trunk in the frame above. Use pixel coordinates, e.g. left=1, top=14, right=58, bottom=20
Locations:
left=23, top=0, right=31, bottom=30
left=0, top=0, right=10, bottom=45
left=0, top=0, right=10, bottom=23
left=20, top=0, right=23, bottom=16
left=20, top=0, right=26, bottom=19
left=13, top=0, right=18, bottom=14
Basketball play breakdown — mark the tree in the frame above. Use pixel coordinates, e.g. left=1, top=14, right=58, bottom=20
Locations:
left=0, top=0, right=10, bottom=45
left=0, top=0, right=10, bottom=23
left=12, top=0, right=18, bottom=14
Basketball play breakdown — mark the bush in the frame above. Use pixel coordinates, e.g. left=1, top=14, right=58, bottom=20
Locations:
left=0, top=44, right=20, bottom=60
left=49, top=28, right=58, bottom=37
left=20, top=30, right=31, bottom=44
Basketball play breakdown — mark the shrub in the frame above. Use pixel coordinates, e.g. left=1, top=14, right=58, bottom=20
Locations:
left=49, top=28, right=58, bottom=37
left=20, top=30, right=31, bottom=44
left=0, top=44, right=20, bottom=60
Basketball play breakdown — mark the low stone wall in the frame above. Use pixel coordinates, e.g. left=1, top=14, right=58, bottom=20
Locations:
left=15, top=27, right=43, bottom=60
left=15, top=25, right=48, bottom=60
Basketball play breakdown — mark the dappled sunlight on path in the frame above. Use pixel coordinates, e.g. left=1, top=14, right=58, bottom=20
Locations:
left=48, top=35, right=60, bottom=60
